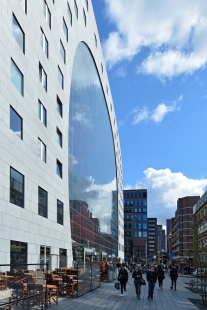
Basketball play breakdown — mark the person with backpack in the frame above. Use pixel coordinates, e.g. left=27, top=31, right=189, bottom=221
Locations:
left=132, top=266, right=143, bottom=299
left=146, top=265, right=157, bottom=300
left=118, top=263, right=128, bottom=296
left=170, top=264, right=178, bottom=290
left=157, top=264, right=165, bottom=290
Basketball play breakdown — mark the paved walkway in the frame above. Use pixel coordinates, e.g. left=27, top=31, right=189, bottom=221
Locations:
left=54, top=273, right=201, bottom=310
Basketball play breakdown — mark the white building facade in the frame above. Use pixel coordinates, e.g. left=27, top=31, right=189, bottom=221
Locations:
left=0, top=0, right=124, bottom=270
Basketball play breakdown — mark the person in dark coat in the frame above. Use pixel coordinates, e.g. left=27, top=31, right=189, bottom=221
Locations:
left=132, top=266, right=143, bottom=299
left=118, top=263, right=128, bottom=296
left=146, top=265, right=157, bottom=299
left=157, top=264, right=165, bottom=290
left=170, top=264, right=178, bottom=290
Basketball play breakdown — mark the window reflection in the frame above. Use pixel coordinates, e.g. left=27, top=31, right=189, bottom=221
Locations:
left=69, top=43, right=118, bottom=259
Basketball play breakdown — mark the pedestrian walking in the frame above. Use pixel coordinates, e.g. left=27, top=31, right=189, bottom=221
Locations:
left=157, top=264, right=165, bottom=290
left=118, top=263, right=128, bottom=296
left=170, top=264, right=178, bottom=290
left=146, top=265, right=157, bottom=300
left=132, top=266, right=143, bottom=299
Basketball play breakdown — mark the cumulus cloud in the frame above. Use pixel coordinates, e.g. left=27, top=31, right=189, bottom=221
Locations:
left=103, top=0, right=207, bottom=77
left=133, top=167, right=207, bottom=225
left=132, top=96, right=182, bottom=124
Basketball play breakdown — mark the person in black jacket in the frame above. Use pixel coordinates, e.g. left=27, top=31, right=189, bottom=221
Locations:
left=146, top=265, right=157, bottom=299
left=170, top=264, right=178, bottom=290
left=157, top=264, right=164, bottom=290
left=118, top=263, right=128, bottom=296
left=132, top=266, right=142, bottom=299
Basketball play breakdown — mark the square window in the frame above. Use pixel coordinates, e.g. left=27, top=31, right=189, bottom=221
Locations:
left=58, top=66, right=64, bottom=89
left=39, top=62, right=47, bottom=91
left=63, top=18, right=68, bottom=41
left=10, top=106, right=23, bottom=139
left=56, top=160, right=62, bottom=178
left=57, top=200, right=63, bottom=225
left=19, top=0, right=27, bottom=13
left=57, top=96, right=63, bottom=117
left=10, top=167, right=24, bottom=208
left=12, top=14, right=25, bottom=53
left=60, top=40, right=66, bottom=64
left=38, top=187, right=47, bottom=218
left=11, top=59, right=23, bottom=95
left=67, top=3, right=72, bottom=25
left=38, top=100, right=47, bottom=126
left=38, top=138, right=46, bottom=162
left=56, top=127, right=62, bottom=148
left=83, top=9, right=86, bottom=26
left=40, top=28, right=49, bottom=58
left=74, top=0, right=78, bottom=19
left=43, top=0, right=51, bottom=29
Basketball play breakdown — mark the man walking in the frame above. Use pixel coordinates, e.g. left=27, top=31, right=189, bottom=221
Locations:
left=146, top=265, right=157, bottom=300
left=118, top=263, right=128, bottom=296
left=170, top=264, right=178, bottom=290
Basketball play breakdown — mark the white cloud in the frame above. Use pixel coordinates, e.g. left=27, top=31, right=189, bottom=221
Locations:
left=133, top=167, right=207, bottom=225
left=132, top=96, right=182, bottom=124
left=103, top=0, right=207, bottom=77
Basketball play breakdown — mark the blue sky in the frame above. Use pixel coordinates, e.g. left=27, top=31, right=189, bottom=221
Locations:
left=91, top=0, right=207, bottom=227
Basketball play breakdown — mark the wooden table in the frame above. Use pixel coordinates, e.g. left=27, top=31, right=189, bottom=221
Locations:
left=42, top=284, right=58, bottom=305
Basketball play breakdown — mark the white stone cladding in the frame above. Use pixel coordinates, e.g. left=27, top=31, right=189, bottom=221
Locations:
left=0, top=0, right=124, bottom=267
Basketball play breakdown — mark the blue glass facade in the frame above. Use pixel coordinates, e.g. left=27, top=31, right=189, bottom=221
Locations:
left=68, top=42, right=118, bottom=259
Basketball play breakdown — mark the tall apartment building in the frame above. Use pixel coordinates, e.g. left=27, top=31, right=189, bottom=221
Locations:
left=166, top=219, right=172, bottom=237
left=124, top=189, right=147, bottom=263
left=0, top=0, right=124, bottom=269
left=171, top=196, right=199, bottom=265
left=157, top=225, right=162, bottom=254
left=193, top=190, right=207, bottom=265
left=147, top=218, right=157, bottom=262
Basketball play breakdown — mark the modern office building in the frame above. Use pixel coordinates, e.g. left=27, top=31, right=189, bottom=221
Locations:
left=0, top=0, right=124, bottom=270
left=166, top=219, right=172, bottom=237
left=193, top=190, right=207, bottom=265
left=147, top=218, right=157, bottom=263
left=123, top=189, right=147, bottom=263
left=171, top=196, right=199, bottom=266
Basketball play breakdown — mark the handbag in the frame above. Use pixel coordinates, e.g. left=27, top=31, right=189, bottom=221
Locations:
left=114, top=282, right=120, bottom=290
left=140, top=278, right=146, bottom=285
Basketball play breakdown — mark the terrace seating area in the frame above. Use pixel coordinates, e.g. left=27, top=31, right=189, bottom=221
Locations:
left=0, top=266, right=101, bottom=309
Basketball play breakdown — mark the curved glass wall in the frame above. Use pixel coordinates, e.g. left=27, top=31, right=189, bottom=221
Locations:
left=69, top=42, right=118, bottom=260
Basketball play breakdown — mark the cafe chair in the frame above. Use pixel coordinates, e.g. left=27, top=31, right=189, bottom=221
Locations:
left=9, top=283, right=25, bottom=308
left=27, top=284, right=44, bottom=310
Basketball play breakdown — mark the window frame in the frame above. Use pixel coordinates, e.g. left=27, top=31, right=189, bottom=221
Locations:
left=60, top=40, right=66, bottom=64
left=10, top=106, right=23, bottom=140
left=43, top=0, right=51, bottom=29
left=74, top=0, right=78, bottom=19
left=56, top=159, right=62, bottom=178
left=40, top=27, right=49, bottom=58
left=12, top=14, right=25, bottom=53
left=11, top=59, right=24, bottom=95
left=57, top=96, right=63, bottom=117
left=39, top=62, right=47, bottom=91
left=38, top=99, right=47, bottom=126
left=19, top=0, right=27, bottom=14
left=58, top=66, right=64, bottom=89
left=56, top=127, right=62, bottom=148
left=10, top=167, right=24, bottom=208
left=38, top=186, right=48, bottom=218
left=83, top=8, right=86, bottom=26
left=57, top=199, right=64, bottom=225
left=38, top=138, right=46, bottom=162
left=67, top=2, right=72, bottom=26
left=63, top=18, right=68, bottom=42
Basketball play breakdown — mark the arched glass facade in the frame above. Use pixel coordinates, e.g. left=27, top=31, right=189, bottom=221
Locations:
left=68, top=42, right=118, bottom=260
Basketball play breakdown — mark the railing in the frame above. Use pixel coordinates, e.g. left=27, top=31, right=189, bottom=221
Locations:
left=76, top=262, right=101, bottom=297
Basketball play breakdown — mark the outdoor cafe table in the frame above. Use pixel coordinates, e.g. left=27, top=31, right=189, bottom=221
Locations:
left=42, top=284, right=58, bottom=305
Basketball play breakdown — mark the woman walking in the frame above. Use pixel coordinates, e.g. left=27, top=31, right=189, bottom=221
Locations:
left=132, top=266, right=143, bottom=299
left=118, top=263, right=128, bottom=296
left=157, top=264, right=165, bottom=290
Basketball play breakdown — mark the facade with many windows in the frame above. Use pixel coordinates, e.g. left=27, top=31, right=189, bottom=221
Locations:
left=0, top=0, right=124, bottom=269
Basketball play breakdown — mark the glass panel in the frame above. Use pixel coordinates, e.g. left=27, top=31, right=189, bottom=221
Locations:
left=38, top=187, right=47, bottom=218
left=74, top=0, right=78, bottom=19
left=63, top=19, right=68, bottom=41
left=67, top=3, right=72, bottom=25
left=12, top=15, right=24, bottom=53
left=56, top=129, right=62, bottom=147
left=69, top=42, right=118, bottom=259
left=56, top=161, right=62, bottom=178
left=60, top=41, right=65, bottom=63
left=10, top=241, right=27, bottom=268
left=58, top=67, right=63, bottom=88
left=38, top=100, right=47, bottom=126
left=57, top=200, right=63, bottom=225
left=43, top=70, right=47, bottom=91
left=19, top=0, right=26, bottom=13
left=11, top=60, right=23, bottom=95
left=57, top=97, right=62, bottom=117
left=10, top=167, right=24, bottom=208
left=10, top=106, right=22, bottom=139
